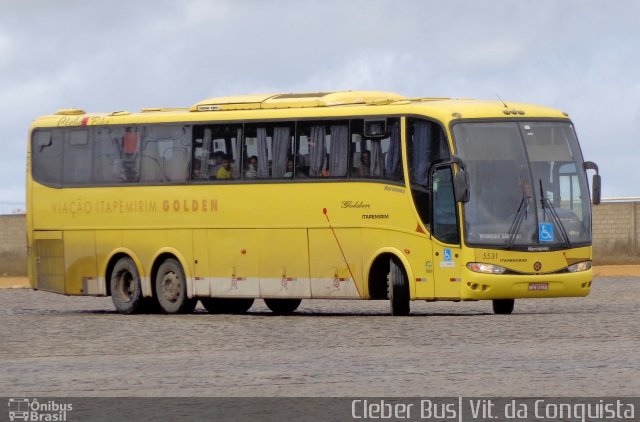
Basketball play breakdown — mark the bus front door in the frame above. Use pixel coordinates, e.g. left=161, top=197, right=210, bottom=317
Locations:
left=431, top=166, right=462, bottom=299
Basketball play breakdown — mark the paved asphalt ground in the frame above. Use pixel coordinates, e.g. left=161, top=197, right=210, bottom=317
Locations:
left=0, top=276, right=638, bottom=397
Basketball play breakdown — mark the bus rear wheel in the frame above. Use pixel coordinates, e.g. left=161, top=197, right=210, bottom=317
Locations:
left=110, top=257, right=144, bottom=314
left=492, top=299, right=515, bottom=315
left=264, top=298, right=301, bottom=315
left=388, top=259, right=410, bottom=316
left=201, top=298, right=254, bottom=314
left=154, top=258, right=197, bottom=314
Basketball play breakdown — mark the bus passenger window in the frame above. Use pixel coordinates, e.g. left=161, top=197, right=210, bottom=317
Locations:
left=32, top=130, right=63, bottom=186
left=192, top=125, right=242, bottom=181
left=63, top=129, right=91, bottom=184
left=408, top=119, right=450, bottom=225
left=120, top=127, right=140, bottom=182
left=140, top=125, right=192, bottom=183
left=242, top=124, right=294, bottom=180
left=432, top=166, right=459, bottom=244
left=299, top=121, right=348, bottom=178
left=349, top=118, right=402, bottom=182
left=385, top=120, right=402, bottom=180
left=307, top=125, right=327, bottom=177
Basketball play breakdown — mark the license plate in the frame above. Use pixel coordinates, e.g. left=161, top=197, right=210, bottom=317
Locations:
left=528, top=282, right=549, bottom=291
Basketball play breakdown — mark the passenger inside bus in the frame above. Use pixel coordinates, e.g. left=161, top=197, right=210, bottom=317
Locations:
left=245, top=155, right=258, bottom=178
left=208, top=151, right=226, bottom=178
left=121, top=127, right=140, bottom=181
left=216, top=154, right=234, bottom=179
left=357, top=150, right=371, bottom=177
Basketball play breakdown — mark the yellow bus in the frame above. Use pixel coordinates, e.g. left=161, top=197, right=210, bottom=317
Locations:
left=26, top=91, right=601, bottom=316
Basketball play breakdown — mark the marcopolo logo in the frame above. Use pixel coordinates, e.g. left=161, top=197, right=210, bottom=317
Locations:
left=8, top=398, right=73, bottom=422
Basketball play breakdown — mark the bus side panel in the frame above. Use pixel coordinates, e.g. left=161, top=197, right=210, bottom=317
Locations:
left=308, top=228, right=362, bottom=299
left=258, top=229, right=311, bottom=298
left=207, top=229, right=259, bottom=298
left=63, top=231, right=97, bottom=295
left=431, top=240, right=462, bottom=299
left=192, top=229, right=210, bottom=296
left=32, top=230, right=64, bottom=294
left=167, top=229, right=194, bottom=276
left=122, top=230, right=166, bottom=295
left=388, top=231, right=434, bottom=300
left=95, top=230, right=122, bottom=293
left=361, top=228, right=388, bottom=299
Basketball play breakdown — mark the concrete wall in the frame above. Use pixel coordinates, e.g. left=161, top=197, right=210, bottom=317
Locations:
left=1, top=201, right=638, bottom=275
left=592, top=199, right=640, bottom=264
left=0, top=214, right=27, bottom=276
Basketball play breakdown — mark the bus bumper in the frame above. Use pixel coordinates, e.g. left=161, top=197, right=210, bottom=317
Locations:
left=460, top=268, right=593, bottom=300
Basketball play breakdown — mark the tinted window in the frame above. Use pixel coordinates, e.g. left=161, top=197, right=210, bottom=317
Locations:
left=32, top=130, right=63, bottom=186
left=63, top=129, right=91, bottom=184
left=141, top=125, right=192, bottom=183
left=192, top=124, right=242, bottom=180
left=350, top=118, right=402, bottom=181
left=297, top=121, right=349, bottom=178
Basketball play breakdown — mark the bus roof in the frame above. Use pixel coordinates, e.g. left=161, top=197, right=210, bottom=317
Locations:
left=33, top=90, right=569, bottom=128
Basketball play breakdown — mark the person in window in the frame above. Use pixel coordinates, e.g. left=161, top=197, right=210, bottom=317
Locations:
left=121, top=127, right=140, bottom=181
left=216, top=154, right=234, bottom=179
left=245, top=155, right=258, bottom=178
left=357, top=150, right=371, bottom=177
left=284, top=157, right=294, bottom=178
left=207, top=151, right=225, bottom=178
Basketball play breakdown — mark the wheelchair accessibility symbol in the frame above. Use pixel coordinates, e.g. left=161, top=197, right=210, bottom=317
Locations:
left=539, top=223, right=554, bottom=242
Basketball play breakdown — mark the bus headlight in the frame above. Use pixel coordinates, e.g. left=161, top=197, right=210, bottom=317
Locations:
left=566, top=261, right=592, bottom=273
left=466, top=263, right=507, bottom=274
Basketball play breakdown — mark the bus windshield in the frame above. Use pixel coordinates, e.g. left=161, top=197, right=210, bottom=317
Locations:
left=452, top=121, right=592, bottom=250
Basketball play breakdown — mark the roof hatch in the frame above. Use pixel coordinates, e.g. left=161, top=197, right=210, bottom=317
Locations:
left=190, top=91, right=406, bottom=112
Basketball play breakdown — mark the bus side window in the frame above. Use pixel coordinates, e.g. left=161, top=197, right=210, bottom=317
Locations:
left=63, top=129, right=92, bottom=184
left=432, top=166, right=459, bottom=244
left=299, top=121, right=348, bottom=178
left=120, top=127, right=141, bottom=182
left=328, top=124, right=349, bottom=177
left=384, top=120, right=402, bottom=180
left=408, top=119, right=450, bottom=225
left=32, top=129, right=63, bottom=186
left=94, top=127, right=120, bottom=183
left=306, top=125, right=326, bottom=177
left=208, top=125, right=242, bottom=180
left=349, top=118, right=402, bottom=182
left=141, top=125, right=192, bottom=183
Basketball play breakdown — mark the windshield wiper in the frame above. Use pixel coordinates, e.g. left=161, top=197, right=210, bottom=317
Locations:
left=505, top=194, right=530, bottom=249
left=538, top=179, right=572, bottom=248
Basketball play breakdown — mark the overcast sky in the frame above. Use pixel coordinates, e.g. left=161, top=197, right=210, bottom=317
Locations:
left=1, top=0, right=638, bottom=213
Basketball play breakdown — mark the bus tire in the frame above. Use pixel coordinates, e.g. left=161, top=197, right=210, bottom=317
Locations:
left=264, top=298, right=301, bottom=315
left=201, top=298, right=254, bottom=314
left=154, top=258, right=197, bottom=314
left=110, top=257, right=144, bottom=314
left=388, top=259, right=410, bottom=316
left=492, top=299, right=515, bottom=315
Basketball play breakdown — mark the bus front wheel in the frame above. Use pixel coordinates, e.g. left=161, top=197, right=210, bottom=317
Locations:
left=388, top=259, right=410, bottom=316
left=154, top=258, right=197, bottom=314
left=201, top=298, right=254, bottom=314
left=264, top=298, right=302, bottom=315
left=110, top=257, right=144, bottom=314
left=492, top=299, right=515, bottom=315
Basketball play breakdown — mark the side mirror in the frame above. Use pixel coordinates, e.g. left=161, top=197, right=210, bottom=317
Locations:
left=454, top=167, right=470, bottom=203
left=592, top=174, right=601, bottom=205
left=583, top=161, right=601, bottom=205
left=450, top=155, right=470, bottom=203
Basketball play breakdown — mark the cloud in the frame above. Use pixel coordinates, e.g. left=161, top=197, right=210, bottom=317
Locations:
left=0, top=0, right=639, bottom=204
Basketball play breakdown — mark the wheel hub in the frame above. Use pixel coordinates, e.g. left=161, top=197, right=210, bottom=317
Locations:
left=161, top=271, right=181, bottom=303
left=118, top=272, right=135, bottom=303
